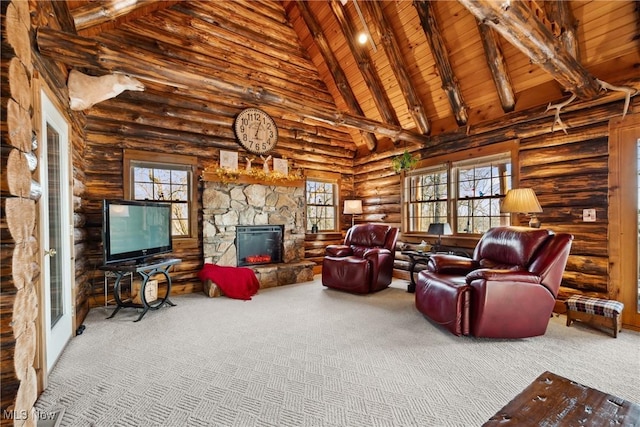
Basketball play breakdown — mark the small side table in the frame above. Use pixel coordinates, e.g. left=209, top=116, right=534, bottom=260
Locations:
left=402, top=250, right=434, bottom=293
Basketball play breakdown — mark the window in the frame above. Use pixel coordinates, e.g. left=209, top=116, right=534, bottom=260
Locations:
left=454, top=154, right=512, bottom=233
left=403, top=143, right=516, bottom=235
left=124, top=150, right=197, bottom=239
left=306, top=179, right=337, bottom=232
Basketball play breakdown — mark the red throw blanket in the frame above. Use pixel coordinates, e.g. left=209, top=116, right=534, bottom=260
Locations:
left=197, top=263, right=260, bottom=300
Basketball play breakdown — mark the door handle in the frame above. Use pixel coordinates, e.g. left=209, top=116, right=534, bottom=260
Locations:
left=44, top=248, right=57, bottom=257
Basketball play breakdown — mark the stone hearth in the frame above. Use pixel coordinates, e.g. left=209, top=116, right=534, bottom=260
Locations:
left=202, top=177, right=314, bottom=289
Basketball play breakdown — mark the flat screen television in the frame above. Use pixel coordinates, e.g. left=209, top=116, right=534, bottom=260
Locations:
left=102, top=199, right=173, bottom=265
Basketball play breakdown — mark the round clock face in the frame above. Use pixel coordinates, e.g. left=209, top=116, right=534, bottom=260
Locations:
left=234, top=108, right=278, bottom=155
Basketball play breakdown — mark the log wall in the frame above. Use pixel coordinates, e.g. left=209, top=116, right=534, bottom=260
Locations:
left=71, top=1, right=359, bottom=306
left=375, top=96, right=639, bottom=301
left=1, top=0, right=637, bottom=420
left=2, top=1, right=39, bottom=424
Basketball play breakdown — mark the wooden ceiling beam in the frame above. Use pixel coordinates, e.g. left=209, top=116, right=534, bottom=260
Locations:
left=477, top=22, right=516, bottom=113
left=36, top=27, right=431, bottom=146
left=413, top=1, right=468, bottom=126
left=544, top=0, right=580, bottom=61
left=328, top=0, right=400, bottom=134
left=295, top=0, right=378, bottom=152
left=72, top=0, right=158, bottom=31
left=362, top=1, right=431, bottom=135
left=458, top=0, right=601, bottom=99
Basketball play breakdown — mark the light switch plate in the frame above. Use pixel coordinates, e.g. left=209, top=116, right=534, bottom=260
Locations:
left=583, top=209, right=596, bottom=222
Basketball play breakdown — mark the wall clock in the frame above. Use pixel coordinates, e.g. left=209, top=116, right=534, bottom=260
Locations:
left=234, top=108, right=278, bottom=155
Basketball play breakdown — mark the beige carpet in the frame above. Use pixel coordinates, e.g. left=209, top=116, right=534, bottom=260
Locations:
left=35, top=276, right=640, bottom=426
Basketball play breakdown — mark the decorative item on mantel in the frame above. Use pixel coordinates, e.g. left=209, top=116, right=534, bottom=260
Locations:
left=201, top=153, right=303, bottom=185
left=391, top=150, right=418, bottom=173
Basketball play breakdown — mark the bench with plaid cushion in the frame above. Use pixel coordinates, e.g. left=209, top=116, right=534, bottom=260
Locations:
left=565, top=295, right=624, bottom=338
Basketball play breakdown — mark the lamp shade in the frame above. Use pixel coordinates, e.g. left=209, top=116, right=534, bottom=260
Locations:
left=501, top=188, right=542, bottom=213
left=343, top=199, right=363, bottom=215
left=427, top=222, right=452, bottom=236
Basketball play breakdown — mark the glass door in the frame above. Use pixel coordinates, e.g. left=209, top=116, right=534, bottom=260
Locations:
left=40, top=89, right=73, bottom=372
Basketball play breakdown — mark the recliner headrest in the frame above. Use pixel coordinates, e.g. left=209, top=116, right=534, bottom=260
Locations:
left=475, top=226, right=552, bottom=268
left=349, top=224, right=392, bottom=247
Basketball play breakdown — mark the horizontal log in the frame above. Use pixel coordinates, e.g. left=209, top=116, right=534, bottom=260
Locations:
left=72, top=0, right=164, bottom=31
left=523, top=173, right=608, bottom=195
left=36, top=27, right=431, bottom=146
left=7, top=99, right=31, bottom=152
left=519, top=137, right=607, bottom=168
left=521, top=157, right=607, bottom=180
left=113, top=22, right=338, bottom=112
left=5, top=1, right=32, bottom=70
left=561, top=271, right=607, bottom=293
left=179, top=2, right=315, bottom=70
left=519, top=122, right=608, bottom=150
left=8, top=58, right=30, bottom=111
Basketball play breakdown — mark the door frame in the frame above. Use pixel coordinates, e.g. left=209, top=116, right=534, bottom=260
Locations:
left=35, top=81, right=75, bottom=387
left=609, top=113, right=640, bottom=331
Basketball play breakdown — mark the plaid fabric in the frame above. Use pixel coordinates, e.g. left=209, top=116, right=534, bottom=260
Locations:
left=566, top=295, right=624, bottom=318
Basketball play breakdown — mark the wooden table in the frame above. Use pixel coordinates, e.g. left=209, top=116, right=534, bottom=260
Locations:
left=483, top=371, right=640, bottom=426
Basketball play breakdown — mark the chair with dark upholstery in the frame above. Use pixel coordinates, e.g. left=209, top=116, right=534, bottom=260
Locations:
left=415, top=226, right=573, bottom=338
left=322, top=223, right=399, bottom=294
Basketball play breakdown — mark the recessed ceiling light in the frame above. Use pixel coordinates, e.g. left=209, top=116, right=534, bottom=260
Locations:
left=358, top=32, right=368, bottom=45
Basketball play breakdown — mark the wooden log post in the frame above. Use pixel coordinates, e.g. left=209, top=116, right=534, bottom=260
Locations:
left=3, top=0, right=39, bottom=423
left=413, top=0, right=469, bottom=126
left=295, top=0, right=378, bottom=152
left=477, top=22, right=516, bottom=113
left=363, top=0, right=431, bottom=135
left=328, top=0, right=400, bottom=130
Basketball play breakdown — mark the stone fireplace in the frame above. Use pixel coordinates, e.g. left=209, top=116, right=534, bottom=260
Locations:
left=202, top=176, right=314, bottom=289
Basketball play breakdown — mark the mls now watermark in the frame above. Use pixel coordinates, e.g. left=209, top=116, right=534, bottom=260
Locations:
left=3, top=408, right=60, bottom=421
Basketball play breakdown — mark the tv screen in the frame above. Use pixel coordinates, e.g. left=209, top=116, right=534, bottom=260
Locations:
left=102, top=199, right=173, bottom=265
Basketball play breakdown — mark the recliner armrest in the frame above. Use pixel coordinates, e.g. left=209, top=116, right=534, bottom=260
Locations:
left=325, top=244, right=353, bottom=257
left=363, top=247, right=390, bottom=259
left=428, top=254, right=478, bottom=275
left=466, top=268, right=541, bottom=284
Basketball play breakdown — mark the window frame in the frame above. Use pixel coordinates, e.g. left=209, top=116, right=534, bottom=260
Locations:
left=401, top=140, right=519, bottom=237
left=305, top=171, right=341, bottom=233
left=123, top=149, right=198, bottom=245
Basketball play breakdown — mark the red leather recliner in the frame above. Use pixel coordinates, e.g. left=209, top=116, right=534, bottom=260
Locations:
left=322, top=223, right=399, bottom=294
left=415, top=226, right=573, bottom=338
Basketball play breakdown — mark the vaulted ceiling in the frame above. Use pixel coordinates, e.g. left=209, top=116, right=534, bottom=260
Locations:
left=59, top=0, right=639, bottom=157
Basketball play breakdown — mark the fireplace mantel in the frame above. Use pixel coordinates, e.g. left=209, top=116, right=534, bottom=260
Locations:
left=201, top=171, right=304, bottom=187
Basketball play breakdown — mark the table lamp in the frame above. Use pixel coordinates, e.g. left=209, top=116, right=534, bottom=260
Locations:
left=501, top=188, right=543, bottom=228
left=343, top=199, right=363, bottom=227
left=427, top=222, right=452, bottom=251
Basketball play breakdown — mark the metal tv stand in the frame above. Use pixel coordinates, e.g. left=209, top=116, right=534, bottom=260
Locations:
left=100, top=258, right=181, bottom=322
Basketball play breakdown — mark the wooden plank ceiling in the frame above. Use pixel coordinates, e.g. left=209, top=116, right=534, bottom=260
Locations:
left=61, top=0, right=639, bottom=157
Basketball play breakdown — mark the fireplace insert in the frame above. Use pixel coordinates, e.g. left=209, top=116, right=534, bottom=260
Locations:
left=236, top=225, right=283, bottom=266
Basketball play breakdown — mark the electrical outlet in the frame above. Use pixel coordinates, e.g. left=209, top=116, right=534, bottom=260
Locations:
left=583, top=209, right=596, bottom=222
